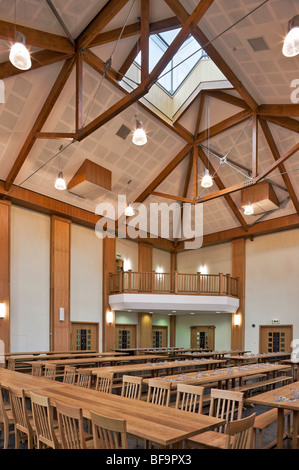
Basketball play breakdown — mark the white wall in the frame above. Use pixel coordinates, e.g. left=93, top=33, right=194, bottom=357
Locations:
left=176, top=313, right=231, bottom=350
left=70, top=223, right=103, bottom=350
left=152, top=248, right=170, bottom=273
left=177, top=242, right=232, bottom=275
left=116, top=238, right=138, bottom=271
left=245, top=229, right=299, bottom=353
left=10, top=206, right=50, bottom=351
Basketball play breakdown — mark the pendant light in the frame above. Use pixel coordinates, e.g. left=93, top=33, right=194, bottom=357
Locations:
left=244, top=201, right=254, bottom=215
left=10, top=1, right=31, bottom=70
left=201, top=97, right=213, bottom=188
left=282, top=15, right=299, bottom=57
left=132, top=117, right=147, bottom=146
left=55, top=148, right=66, bottom=190
left=124, top=202, right=134, bottom=217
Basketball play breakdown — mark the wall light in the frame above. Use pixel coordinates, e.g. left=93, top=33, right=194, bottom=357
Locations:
left=234, top=313, right=241, bottom=327
left=0, top=303, right=5, bottom=319
left=106, top=311, right=113, bottom=324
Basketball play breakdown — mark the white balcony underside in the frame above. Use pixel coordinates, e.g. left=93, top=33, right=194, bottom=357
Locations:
left=109, top=294, right=239, bottom=315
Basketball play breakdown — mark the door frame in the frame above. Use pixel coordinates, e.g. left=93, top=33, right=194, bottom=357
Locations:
left=259, top=324, right=293, bottom=353
left=152, top=325, right=168, bottom=348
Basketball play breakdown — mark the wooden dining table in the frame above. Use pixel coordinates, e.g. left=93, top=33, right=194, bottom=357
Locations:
left=229, top=352, right=291, bottom=364
left=246, top=381, right=299, bottom=449
left=141, top=363, right=292, bottom=390
left=0, top=369, right=225, bottom=448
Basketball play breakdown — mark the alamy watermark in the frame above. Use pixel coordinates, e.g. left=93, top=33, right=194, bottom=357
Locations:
left=290, top=79, right=299, bottom=103
left=95, top=195, right=203, bottom=249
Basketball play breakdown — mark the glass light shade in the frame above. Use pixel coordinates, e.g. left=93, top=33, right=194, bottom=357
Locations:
left=132, top=119, right=147, bottom=146
left=282, top=16, right=299, bottom=57
left=234, top=313, right=241, bottom=326
left=9, top=41, right=31, bottom=70
left=0, top=303, right=5, bottom=319
left=106, top=311, right=113, bottom=324
left=244, top=201, right=254, bottom=215
left=124, top=203, right=134, bottom=217
left=201, top=169, right=213, bottom=188
left=55, top=172, right=66, bottom=190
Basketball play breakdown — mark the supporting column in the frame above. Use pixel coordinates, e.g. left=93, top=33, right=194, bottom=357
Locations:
left=231, top=238, right=246, bottom=350
left=170, top=251, right=177, bottom=346
left=50, top=216, right=71, bottom=351
left=102, top=236, right=116, bottom=352
left=138, top=312, right=152, bottom=348
left=0, top=201, right=11, bottom=353
left=138, top=242, right=152, bottom=272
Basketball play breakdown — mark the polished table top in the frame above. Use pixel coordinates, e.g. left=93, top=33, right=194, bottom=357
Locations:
left=0, top=369, right=225, bottom=447
left=230, top=352, right=291, bottom=362
left=24, top=354, right=167, bottom=367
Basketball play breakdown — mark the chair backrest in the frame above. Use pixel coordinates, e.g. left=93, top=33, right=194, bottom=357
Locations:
left=7, top=358, right=15, bottom=370
left=8, top=386, right=33, bottom=435
left=209, top=388, right=244, bottom=433
left=63, top=366, right=76, bottom=385
left=90, top=411, right=127, bottom=449
left=76, top=369, right=92, bottom=388
left=95, top=372, right=114, bottom=393
left=55, top=401, right=86, bottom=449
left=121, top=375, right=143, bottom=400
left=32, top=362, right=43, bottom=377
left=0, top=384, right=9, bottom=424
left=175, top=383, right=204, bottom=414
left=44, top=363, right=57, bottom=380
left=30, top=391, right=60, bottom=449
left=225, top=413, right=256, bottom=449
left=147, top=379, right=171, bottom=407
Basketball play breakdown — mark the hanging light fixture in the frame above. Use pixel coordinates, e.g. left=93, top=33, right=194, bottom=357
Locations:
left=132, top=117, right=147, bottom=146
left=244, top=201, right=254, bottom=215
left=124, top=202, right=135, bottom=217
left=282, top=15, right=299, bottom=57
left=9, top=1, right=31, bottom=70
left=201, top=168, right=213, bottom=188
left=55, top=171, right=66, bottom=190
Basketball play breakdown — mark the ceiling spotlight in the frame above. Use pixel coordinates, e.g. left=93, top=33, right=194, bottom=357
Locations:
left=132, top=118, right=147, bottom=146
left=9, top=31, right=31, bottom=70
left=201, top=169, right=213, bottom=188
left=55, top=171, right=66, bottom=191
left=124, top=202, right=135, bottom=217
left=282, top=15, right=299, bottom=57
left=244, top=201, right=254, bottom=215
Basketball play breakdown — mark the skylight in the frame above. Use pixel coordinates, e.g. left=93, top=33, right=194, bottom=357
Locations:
left=135, top=28, right=208, bottom=95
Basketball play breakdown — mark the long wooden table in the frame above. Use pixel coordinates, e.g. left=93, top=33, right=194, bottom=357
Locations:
left=0, top=369, right=225, bottom=448
left=230, top=353, right=291, bottom=364
left=142, top=363, right=292, bottom=389
left=86, top=358, right=228, bottom=379
left=246, top=381, right=299, bottom=449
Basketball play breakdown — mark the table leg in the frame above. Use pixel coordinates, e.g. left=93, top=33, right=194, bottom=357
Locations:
left=292, top=410, right=298, bottom=449
left=277, top=408, right=284, bottom=449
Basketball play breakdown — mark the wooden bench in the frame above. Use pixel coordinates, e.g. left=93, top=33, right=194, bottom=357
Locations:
left=253, top=408, right=291, bottom=449
left=233, top=375, right=292, bottom=394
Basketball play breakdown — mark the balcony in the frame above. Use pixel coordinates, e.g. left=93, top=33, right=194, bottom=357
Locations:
left=108, top=272, right=239, bottom=314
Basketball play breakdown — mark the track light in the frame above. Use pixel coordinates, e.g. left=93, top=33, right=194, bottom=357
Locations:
left=244, top=201, right=254, bottom=215
left=132, top=118, right=147, bottom=146
left=55, top=171, right=66, bottom=191
left=201, top=169, right=213, bottom=188
left=9, top=31, right=31, bottom=70
left=283, top=15, right=299, bottom=57
left=124, top=202, right=135, bottom=217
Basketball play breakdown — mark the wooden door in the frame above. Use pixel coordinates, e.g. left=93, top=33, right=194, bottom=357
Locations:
left=71, top=322, right=99, bottom=351
left=190, top=326, right=215, bottom=350
left=115, top=324, right=136, bottom=350
left=259, top=325, right=293, bottom=353
left=152, top=326, right=168, bottom=348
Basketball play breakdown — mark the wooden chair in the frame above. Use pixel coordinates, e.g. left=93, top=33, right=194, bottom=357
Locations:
left=30, top=392, right=61, bottom=449
left=147, top=379, right=171, bottom=407
left=9, top=386, right=36, bottom=449
left=95, top=371, right=114, bottom=393
left=44, top=363, right=57, bottom=380
left=175, top=384, right=205, bottom=414
left=0, top=384, right=14, bottom=449
left=187, top=388, right=244, bottom=449
left=32, top=362, right=43, bottom=377
left=55, top=401, right=93, bottom=449
left=225, top=413, right=256, bottom=449
left=121, top=375, right=143, bottom=400
left=76, top=369, right=92, bottom=388
left=90, top=411, right=127, bottom=449
left=63, top=365, right=76, bottom=385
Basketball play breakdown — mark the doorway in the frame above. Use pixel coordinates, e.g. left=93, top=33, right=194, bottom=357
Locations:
left=71, top=322, right=99, bottom=351
left=115, top=324, right=137, bottom=350
left=190, top=325, right=215, bottom=350
left=259, top=325, right=293, bottom=353
left=152, top=325, right=168, bottom=348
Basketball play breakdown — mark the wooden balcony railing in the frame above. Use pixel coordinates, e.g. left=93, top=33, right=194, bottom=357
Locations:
left=109, top=271, right=239, bottom=298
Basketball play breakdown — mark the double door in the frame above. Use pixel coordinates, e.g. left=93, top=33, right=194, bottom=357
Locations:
left=260, top=325, right=292, bottom=353
left=115, top=325, right=136, bottom=350
left=190, top=325, right=215, bottom=350
left=70, top=322, right=98, bottom=351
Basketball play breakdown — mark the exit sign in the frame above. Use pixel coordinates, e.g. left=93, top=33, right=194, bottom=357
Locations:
left=272, top=319, right=280, bottom=324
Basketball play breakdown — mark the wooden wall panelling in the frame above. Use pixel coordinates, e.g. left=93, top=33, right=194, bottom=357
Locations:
left=138, top=243, right=152, bottom=272
left=102, top=236, right=116, bottom=352
left=50, top=216, right=71, bottom=351
left=0, top=201, right=11, bottom=352
left=231, top=238, right=245, bottom=350
left=138, top=313, right=152, bottom=348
